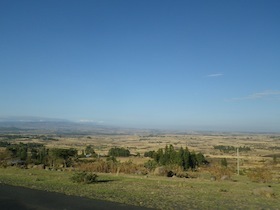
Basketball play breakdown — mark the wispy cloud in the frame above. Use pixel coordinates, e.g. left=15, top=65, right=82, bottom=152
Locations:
left=207, top=73, right=223, bottom=77
left=231, top=90, right=280, bottom=101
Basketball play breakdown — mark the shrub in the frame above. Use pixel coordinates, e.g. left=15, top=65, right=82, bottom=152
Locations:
left=153, top=165, right=185, bottom=177
left=208, top=165, right=233, bottom=180
left=119, top=160, right=147, bottom=174
left=77, top=159, right=147, bottom=175
left=144, top=160, right=158, bottom=171
left=154, top=166, right=167, bottom=176
left=144, top=150, right=156, bottom=158
left=221, top=158, right=228, bottom=167
left=71, top=171, right=98, bottom=184
left=77, top=159, right=118, bottom=173
left=247, top=167, right=273, bottom=183
left=106, top=156, right=117, bottom=162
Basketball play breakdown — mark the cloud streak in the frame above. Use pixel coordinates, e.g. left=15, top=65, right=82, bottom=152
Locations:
left=231, top=90, right=280, bottom=101
left=207, top=73, right=223, bottom=77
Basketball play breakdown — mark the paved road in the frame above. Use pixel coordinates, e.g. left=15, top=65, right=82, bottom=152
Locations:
left=0, top=184, right=151, bottom=210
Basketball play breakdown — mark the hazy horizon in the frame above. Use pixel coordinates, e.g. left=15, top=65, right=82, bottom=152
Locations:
left=0, top=115, right=279, bottom=134
left=1, top=1, right=280, bottom=132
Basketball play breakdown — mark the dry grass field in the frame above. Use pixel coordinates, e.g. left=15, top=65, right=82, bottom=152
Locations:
left=5, top=133, right=280, bottom=179
left=11, top=133, right=279, bottom=164
left=1, top=133, right=280, bottom=209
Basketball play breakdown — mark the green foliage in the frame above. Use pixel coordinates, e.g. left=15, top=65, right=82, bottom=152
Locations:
left=144, top=160, right=158, bottom=171
left=0, top=141, right=11, bottom=147
left=214, top=145, right=251, bottom=153
left=150, top=145, right=208, bottom=171
left=50, top=148, right=77, bottom=160
left=4, top=142, right=48, bottom=165
left=196, top=152, right=207, bottom=166
left=108, top=147, right=130, bottom=157
left=85, top=145, right=95, bottom=155
left=7, top=143, right=28, bottom=161
left=79, top=145, right=97, bottom=158
left=30, top=147, right=48, bottom=165
left=71, top=171, right=98, bottom=184
left=0, top=134, right=29, bottom=140
left=49, top=148, right=77, bottom=167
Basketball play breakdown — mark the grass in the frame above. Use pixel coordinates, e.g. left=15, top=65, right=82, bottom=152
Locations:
left=1, top=133, right=280, bottom=209
left=0, top=167, right=279, bottom=209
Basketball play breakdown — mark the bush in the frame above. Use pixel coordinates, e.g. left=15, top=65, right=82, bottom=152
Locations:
left=154, top=166, right=167, bottom=176
left=106, top=156, right=117, bottom=162
left=119, top=160, right=147, bottom=174
left=71, top=171, right=98, bottom=184
left=208, top=165, right=233, bottom=180
left=144, top=150, right=156, bottom=158
left=77, top=159, right=118, bottom=173
left=221, top=158, right=228, bottom=167
left=247, top=167, right=273, bottom=183
left=153, top=165, right=185, bottom=177
left=144, top=160, right=158, bottom=171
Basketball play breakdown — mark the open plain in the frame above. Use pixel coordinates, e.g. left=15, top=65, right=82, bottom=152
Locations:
left=0, top=132, right=280, bottom=209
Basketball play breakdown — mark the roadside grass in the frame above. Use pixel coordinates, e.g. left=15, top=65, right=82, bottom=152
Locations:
left=0, top=167, right=279, bottom=209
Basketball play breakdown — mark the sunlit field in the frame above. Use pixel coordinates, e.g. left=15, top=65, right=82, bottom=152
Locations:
left=1, top=133, right=280, bottom=209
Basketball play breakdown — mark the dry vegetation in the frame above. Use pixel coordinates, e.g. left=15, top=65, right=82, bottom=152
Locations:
left=1, top=133, right=280, bottom=209
left=2, top=133, right=280, bottom=178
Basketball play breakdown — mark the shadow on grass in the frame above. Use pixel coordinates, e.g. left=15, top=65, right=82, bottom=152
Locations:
left=96, top=179, right=116, bottom=183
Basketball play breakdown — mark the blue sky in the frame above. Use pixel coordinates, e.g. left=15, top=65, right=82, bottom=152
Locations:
left=1, top=0, right=280, bottom=132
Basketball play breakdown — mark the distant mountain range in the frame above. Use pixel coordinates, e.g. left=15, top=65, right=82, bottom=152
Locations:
left=0, top=116, right=69, bottom=123
left=0, top=116, right=164, bottom=135
left=1, top=116, right=275, bottom=135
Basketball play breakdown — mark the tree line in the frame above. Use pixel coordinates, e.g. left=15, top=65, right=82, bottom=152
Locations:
left=144, top=145, right=208, bottom=170
left=2, top=142, right=77, bottom=167
left=213, top=145, right=251, bottom=153
left=1, top=142, right=208, bottom=172
left=108, top=147, right=130, bottom=157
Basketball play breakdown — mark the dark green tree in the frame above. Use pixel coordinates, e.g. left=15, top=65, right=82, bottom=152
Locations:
left=49, top=148, right=77, bottom=167
left=157, top=148, right=164, bottom=165
left=145, top=144, right=207, bottom=171
left=18, top=143, right=28, bottom=161
left=7, top=143, right=28, bottom=161
left=182, top=147, right=190, bottom=170
left=108, top=147, right=130, bottom=157
left=189, top=151, right=198, bottom=170
left=196, top=152, right=207, bottom=166
left=144, top=150, right=156, bottom=158
left=85, top=145, right=95, bottom=155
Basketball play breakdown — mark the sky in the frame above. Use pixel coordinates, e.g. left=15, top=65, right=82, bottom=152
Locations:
left=1, top=0, right=280, bottom=132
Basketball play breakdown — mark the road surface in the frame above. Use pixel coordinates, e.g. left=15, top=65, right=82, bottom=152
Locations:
left=0, top=184, right=151, bottom=210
